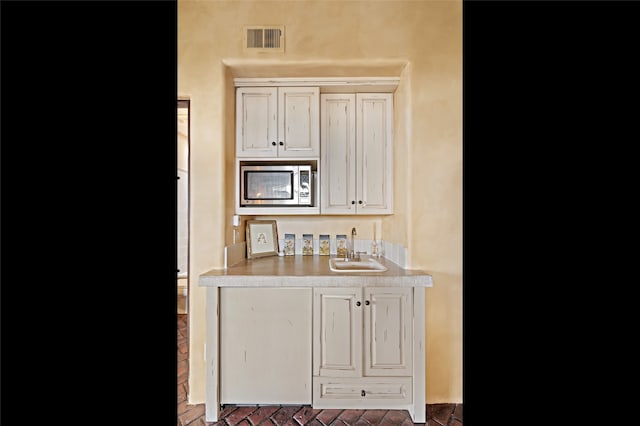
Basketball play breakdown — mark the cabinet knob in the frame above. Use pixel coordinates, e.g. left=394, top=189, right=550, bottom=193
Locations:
left=272, top=141, right=276, bottom=146
left=351, top=200, right=355, bottom=205
left=361, top=390, right=366, bottom=397
left=358, top=200, right=363, bottom=204
left=365, top=300, right=370, bottom=306
left=356, top=301, right=361, bottom=307
left=279, top=141, right=284, bottom=146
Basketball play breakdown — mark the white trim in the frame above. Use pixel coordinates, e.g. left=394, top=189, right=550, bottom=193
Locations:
left=234, top=77, right=399, bottom=92
left=205, top=287, right=220, bottom=422
left=177, top=284, right=188, bottom=297
left=412, top=287, right=426, bottom=423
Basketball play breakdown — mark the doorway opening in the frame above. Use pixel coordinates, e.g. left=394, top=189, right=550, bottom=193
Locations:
left=178, top=99, right=190, bottom=314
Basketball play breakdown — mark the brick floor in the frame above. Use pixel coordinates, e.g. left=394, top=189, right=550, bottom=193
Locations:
left=177, top=314, right=462, bottom=425
left=249, top=406, right=281, bottom=425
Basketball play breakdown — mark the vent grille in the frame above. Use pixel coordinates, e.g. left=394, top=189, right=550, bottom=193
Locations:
left=244, top=26, right=284, bottom=52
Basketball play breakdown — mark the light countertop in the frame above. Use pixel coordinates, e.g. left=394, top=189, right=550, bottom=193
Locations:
left=198, top=255, right=433, bottom=288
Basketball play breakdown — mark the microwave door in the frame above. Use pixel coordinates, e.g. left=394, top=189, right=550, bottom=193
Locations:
left=244, top=169, right=299, bottom=205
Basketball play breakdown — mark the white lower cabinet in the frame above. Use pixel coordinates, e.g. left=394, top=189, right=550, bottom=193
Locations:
left=312, top=287, right=413, bottom=409
left=220, top=287, right=312, bottom=404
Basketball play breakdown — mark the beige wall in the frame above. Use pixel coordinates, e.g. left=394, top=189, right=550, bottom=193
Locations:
left=178, top=0, right=462, bottom=404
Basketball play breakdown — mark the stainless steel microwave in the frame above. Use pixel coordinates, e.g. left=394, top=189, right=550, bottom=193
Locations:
left=240, top=164, right=314, bottom=206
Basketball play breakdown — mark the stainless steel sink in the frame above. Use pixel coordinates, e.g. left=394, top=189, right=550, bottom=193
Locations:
left=329, top=257, right=388, bottom=273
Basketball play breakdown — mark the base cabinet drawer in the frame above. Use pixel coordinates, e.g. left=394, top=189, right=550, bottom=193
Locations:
left=313, top=377, right=412, bottom=409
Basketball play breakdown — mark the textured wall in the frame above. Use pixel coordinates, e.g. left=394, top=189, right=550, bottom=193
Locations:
left=178, top=0, right=462, bottom=404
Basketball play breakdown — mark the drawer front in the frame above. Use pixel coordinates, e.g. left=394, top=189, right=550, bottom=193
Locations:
left=313, top=377, right=412, bottom=409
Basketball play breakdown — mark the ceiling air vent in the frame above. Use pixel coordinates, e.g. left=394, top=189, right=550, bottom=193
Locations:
left=243, top=26, right=285, bottom=53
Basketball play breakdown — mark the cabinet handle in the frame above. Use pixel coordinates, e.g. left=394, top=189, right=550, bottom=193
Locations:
left=361, top=390, right=366, bottom=397
left=272, top=141, right=276, bottom=146
left=356, top=301, right=361, bottom=307
left=279, top=141, right=284, bottom=146
left=365, top=300, right=370, bottom=306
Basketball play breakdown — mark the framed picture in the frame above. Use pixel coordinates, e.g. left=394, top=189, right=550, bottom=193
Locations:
left=283, top=233, right=296, bottom=256
left=246, top=220, right=279, bottom=259
left=336, top=234, right=348, bottom=257
left=319, top=234, right=330, bottom=255
left=302, top=234, right=314, bottom=255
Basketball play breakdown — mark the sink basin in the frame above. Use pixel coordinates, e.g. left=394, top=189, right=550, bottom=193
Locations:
left=329, top=257, right=388, bottom=273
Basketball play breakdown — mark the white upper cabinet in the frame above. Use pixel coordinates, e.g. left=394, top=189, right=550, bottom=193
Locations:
left=357, top=94, right=394, bottom=214
left=320, top=94, right=356, bottom=214
left=320, top=93, right=393, bottom=214
left=236, top=87, right=320, bottom=158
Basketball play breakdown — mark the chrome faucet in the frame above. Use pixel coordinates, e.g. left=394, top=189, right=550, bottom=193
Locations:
left=350, top=227, right=358, bottom=260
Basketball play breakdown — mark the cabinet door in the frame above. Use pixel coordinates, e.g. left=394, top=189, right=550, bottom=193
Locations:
left=220, top=288, right=312, bottom=404
left=313, top=287, right=362, bottom=377
left=356, top=93, right=394, bottom=214
left=236, top=87, right=278, bottom=157
left=320, top=94, right=356, bottom=214
left=363, top=287, right=412, bottom=376
left=278, top=87, right=320, bottom=157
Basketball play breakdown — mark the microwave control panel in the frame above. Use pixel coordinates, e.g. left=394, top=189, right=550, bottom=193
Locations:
left=299, top=170, right=311, bottom=205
